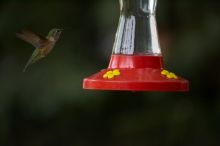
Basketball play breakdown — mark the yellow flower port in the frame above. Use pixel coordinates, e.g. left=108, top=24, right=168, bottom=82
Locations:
left=103, top=69, right=121, bottom=79
left=161, top=70, right=178, bottom=79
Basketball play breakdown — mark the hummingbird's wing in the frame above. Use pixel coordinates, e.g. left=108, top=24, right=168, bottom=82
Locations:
left=23, top=49, right=42, bottom=72
left=16, top=30, right=47, bottom=48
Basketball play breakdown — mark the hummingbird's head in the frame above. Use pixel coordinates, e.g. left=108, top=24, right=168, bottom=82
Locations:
left=48, top=28, right=63, bottom=41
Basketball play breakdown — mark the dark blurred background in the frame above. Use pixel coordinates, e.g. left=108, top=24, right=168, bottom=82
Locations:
left=0, top=0, right=220, bottom=146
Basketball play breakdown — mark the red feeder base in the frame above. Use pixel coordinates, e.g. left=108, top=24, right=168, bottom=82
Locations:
left=83, top=55, right=189, bottom=92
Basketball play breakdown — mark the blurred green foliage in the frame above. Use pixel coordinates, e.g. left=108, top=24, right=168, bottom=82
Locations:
left=0, top=0, right=220, bottom=146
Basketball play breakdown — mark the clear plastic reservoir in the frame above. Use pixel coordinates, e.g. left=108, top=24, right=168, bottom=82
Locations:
left=113, top=0, right=161, bottom=55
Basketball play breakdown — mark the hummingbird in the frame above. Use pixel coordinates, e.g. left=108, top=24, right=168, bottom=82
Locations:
left=16, top=28, right=63, bottom=72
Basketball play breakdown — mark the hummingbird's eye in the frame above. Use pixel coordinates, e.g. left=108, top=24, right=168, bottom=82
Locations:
left=56, top=30, right=60, bottom=32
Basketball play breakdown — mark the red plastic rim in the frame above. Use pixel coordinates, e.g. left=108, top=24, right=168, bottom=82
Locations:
left=83, top=68, right=189, bottom=92
left=83, top=55, right=189, bottom=92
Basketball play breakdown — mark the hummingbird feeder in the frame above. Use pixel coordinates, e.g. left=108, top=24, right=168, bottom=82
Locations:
left=83, top=0, right=189, bottom=91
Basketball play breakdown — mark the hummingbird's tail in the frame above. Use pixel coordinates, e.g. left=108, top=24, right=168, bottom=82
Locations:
left=23, top=65, right=29, bottom=72
left=23, top=49, right=41, bottom=72
left=23, top=59, right=32, bottom=72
